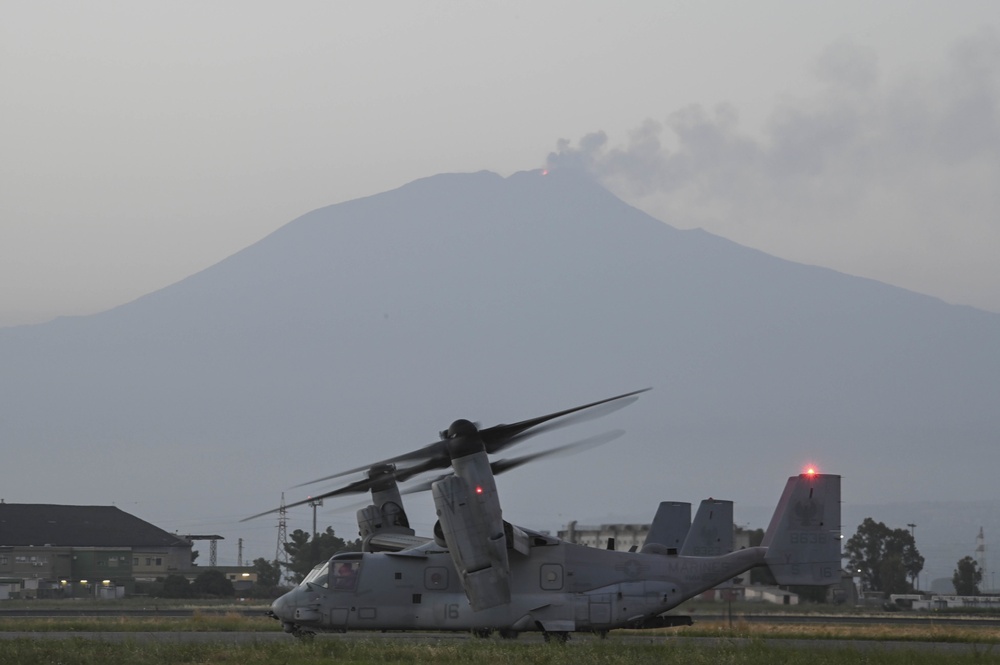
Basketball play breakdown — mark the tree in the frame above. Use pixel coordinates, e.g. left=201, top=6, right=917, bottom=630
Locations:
left=161, top=574, right=191, bottom=598
left=283, top=527, right=362, bottom=584
left=252, top=557, right=283, bottom=589
left=845, top=518, right=924, bottom=594
left=191, top=569, right=235, bottom=597
left=953, top=556, right=983, bottom=596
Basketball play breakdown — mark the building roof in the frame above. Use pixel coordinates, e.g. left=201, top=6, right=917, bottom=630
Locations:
left=0, top=503, right=192, bottom=549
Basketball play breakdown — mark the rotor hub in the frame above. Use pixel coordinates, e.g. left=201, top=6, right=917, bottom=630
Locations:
left=444, top=419, right=485, bottom=459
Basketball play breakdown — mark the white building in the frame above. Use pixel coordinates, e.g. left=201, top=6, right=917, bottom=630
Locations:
left=558, top=521, right=651, bottom=550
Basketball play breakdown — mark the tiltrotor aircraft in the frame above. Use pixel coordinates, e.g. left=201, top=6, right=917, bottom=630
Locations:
left=249, top=389, right=842, bottom=640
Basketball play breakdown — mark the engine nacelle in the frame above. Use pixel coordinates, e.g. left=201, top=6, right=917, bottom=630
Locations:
left=432, top=451, right=510, bottom=610
left=355, top=466, right=415, bottom=552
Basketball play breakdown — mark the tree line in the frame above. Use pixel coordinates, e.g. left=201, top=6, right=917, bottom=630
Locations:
left=845, top=517, right=984, bottom=596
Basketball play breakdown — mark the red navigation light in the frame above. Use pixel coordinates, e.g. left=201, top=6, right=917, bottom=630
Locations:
left=475, top=486, right=483, bottom=494
left=804, top=466, right=817, bottom=476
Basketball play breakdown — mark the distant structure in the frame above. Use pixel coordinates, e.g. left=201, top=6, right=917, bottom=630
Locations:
left=0, top=503, right=193, bottom=599
left=180, top=535, right=225, bottom=567
left=559, top=521, right=651, bottom=551
left=976, top=526, right=989, bottom=589
left=558, top=510, right=748, bottom=553
left=275, top=493, right=289, bottom=573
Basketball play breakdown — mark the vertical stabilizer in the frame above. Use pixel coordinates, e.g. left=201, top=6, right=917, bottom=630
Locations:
left=681, top=498, right=734, bottom=556
left=640, top=502, right=690, bottom=554
left=762, top=473, right=841, bottom=585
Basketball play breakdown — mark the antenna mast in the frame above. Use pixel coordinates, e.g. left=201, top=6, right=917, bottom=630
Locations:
left=275, top=492, right=289, bottom=564
left=976, top=526, right=988, bottom=590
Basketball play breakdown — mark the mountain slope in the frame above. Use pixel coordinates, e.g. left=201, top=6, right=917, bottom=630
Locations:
left=2, top=169, right=998, bottom=563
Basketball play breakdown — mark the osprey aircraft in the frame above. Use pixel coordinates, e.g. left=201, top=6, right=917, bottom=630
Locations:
left=248, top=390, right=842, bottom=640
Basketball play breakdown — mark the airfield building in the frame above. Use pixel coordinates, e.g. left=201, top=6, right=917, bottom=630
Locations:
left=558, top=521, right=652, bottom=550
left=558, top=521, right=754, bottom=552
left=0, top=502, right=194, bottom=599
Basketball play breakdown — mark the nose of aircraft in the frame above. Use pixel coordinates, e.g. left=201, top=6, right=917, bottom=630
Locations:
left=269, top=592, right=291, bottom=621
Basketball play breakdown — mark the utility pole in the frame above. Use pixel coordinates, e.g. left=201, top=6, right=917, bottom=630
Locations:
left=308, top=497, right=323, bottom=562
left=907, top=523, right=917, bottom=590
left=237, top=538, right=244, bottom=567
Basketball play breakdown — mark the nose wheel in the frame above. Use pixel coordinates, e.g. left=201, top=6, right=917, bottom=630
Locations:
left=282, top=622, right=316, bottom=640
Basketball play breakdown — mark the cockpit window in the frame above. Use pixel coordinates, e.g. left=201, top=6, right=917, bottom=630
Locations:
left=301, top=561, right=330, bottom=588
left=331, top=560, right=360, bottom=590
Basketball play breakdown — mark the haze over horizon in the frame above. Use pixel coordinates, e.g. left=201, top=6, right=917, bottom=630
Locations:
left=4, top=2, right=1000, bottom=328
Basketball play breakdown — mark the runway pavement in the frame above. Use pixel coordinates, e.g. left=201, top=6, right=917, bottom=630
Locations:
left=0, top=629, right=996, bottom=655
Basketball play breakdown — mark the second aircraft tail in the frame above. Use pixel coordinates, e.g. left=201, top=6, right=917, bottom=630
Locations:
left=761, top=472, right=841, bottom=586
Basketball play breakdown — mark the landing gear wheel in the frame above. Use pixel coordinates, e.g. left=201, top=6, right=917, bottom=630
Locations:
left=292, top=628, right=316, bottom=641
left=472, top=628, right=493, bottom=638
left=498, top=629, right=519, bottom=640
left=543, top=631, right=569, bottom=643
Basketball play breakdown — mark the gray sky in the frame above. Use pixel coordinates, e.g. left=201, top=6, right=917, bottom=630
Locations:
left=3, top=1, right=999, bottom=328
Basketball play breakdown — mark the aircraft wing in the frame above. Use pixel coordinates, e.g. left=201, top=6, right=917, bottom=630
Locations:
left=364, top=533, right=434, bottom=553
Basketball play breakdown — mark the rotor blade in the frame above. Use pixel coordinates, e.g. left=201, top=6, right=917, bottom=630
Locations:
left=267, top=458, right=446, bottom=520
left=241, top=505, right=285, bottom=523
left=490, top=429, right=625, bottom=475
left=496, top=395, right=643, bottom=451
left=293, top=440, right=451, bottom=487
left=400, top=473, right=450, bottom=496
left=399, top=430, right=625, bottom=496
left=241, top=488, right=353, bottom=522
left=392, top=456, right=448, bottom=483
left=480, top=388, right=649, bottom=454
left=293, top=388, right=648, bottom=493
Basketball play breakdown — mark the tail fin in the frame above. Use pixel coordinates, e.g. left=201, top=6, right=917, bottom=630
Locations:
left=762, top=473, right=841, bottom=585
left=640, top=502, right=690, bottom=554
left=681, top=499, right=734, bottom=556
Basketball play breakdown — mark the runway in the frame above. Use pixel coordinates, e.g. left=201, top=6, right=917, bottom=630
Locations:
left=0, top=629, right=996, bottom=655
left=5, top=607, right=1000, bottom=628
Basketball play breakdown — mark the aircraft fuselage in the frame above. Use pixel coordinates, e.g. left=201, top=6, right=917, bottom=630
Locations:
left=271, top=539, right=766, bottom=634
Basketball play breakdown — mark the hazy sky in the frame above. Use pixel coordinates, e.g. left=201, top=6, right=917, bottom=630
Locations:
left=3, top=1, right=1000, bottom=328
